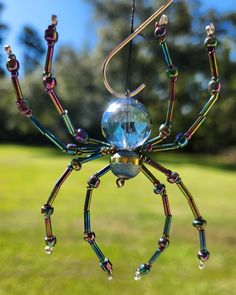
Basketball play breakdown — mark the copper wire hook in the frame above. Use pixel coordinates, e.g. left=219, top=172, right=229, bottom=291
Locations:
left=102, top=0, right=173, bottom=98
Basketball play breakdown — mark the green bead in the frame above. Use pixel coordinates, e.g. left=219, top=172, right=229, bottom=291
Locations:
left=166, top=66, right=178, bottom=79
left=204, top=36, right=217, bottom=48
left=138, top=263, right=151, bottom=275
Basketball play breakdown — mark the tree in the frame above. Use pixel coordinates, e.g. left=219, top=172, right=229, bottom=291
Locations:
left=0, top=2, right=8, bottom=77
left=18, top=25, right=45, bottom=74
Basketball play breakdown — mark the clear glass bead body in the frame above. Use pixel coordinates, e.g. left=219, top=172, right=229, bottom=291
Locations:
left=101, top=98, right=152, bottom=150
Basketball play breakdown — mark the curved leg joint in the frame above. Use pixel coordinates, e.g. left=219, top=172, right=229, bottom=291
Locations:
left=41, top=204, right=54, bottom=218
left=167, top=172, right=180, bottom=184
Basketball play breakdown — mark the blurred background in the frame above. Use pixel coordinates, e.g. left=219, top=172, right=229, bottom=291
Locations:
left=0, top=0, right=235, bottom=294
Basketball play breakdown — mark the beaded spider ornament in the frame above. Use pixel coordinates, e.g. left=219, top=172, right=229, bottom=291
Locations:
left=5, top=0, right=220, bottom=280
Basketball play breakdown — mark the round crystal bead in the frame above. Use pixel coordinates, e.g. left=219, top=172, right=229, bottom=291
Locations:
left=101, top=98, right=152, bottom=150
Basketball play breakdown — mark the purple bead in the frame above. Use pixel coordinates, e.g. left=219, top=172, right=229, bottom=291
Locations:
left=198, top=249, right=210, bottom=262
left=45, top=25, right=58, bottom=43
left=44, top=76, right=56, bottom=91
left=7, top=57, right=19, bottom=72
left=75, top=129, right=89, bottom=143
left=154, top=24, right=167, bottom=40
left=16, top=99, right=32, bottom=117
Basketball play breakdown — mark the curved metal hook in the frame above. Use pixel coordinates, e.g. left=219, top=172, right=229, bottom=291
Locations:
left=102, top=0, right=174, bottom=98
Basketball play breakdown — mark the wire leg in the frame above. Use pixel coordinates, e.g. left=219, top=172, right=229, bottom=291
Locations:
left=145, top=157, right=210, bottom=269
left=41, top=163, right=75, bottom=254
left=83, top=165, right=113, bottom=280
left=134, top=165, right=172, bottom=280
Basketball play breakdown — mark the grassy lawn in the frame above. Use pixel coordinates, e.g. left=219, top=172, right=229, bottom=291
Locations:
left=0, top=145, right=235, bottom=295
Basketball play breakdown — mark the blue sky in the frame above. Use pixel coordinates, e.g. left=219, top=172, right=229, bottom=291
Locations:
left=2, top=0, right=235, bottom=60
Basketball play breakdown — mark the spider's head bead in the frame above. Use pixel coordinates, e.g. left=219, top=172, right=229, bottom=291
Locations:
left=110, top=151, right=142, bottom=179
left=75, top=129, right=89, bottom=143
left=198, top=249, right=210, bottom=262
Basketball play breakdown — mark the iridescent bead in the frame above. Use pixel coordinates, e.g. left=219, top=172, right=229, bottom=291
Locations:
left=158, top=236, right=170, bottom=248
left=88, top=175, right=100, bottom=188
left=175, top=132, right=188, bottom=147
left=192, top=218, right=207, bottom=230
left=165, top=67, right=178, bottom=79
left=45, top=25, right=58, bottom=43
left=44, top=76, right=57, bottom=91
left=204, top=36, right=217, bottom=48
left=208, top=79, right=221, bottom=94
left=198, top=249, right=210, bottom=262
left=75, top=129, right=89, bottom=143
left=45, top=236, right=57, bottom=247
left=159, top=123, right=171, bottom=138
left=154, top=184, right=165, bottom=194
left=101, top=98, right=152, bottom=150
left=6, top=56, right=19, bottom=72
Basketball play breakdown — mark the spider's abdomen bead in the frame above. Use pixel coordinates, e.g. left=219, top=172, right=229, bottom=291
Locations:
left=198, top=249, right=210, bottom=262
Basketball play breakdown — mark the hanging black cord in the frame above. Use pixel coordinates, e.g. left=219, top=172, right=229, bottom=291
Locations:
left=125, top=0, right=136, bottom=96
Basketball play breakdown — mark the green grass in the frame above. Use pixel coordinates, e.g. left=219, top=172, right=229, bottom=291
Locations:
left=0, top=145, right=235, bottom=295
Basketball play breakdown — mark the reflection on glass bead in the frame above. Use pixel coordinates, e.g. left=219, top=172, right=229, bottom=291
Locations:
left=101, top=98, right=152, bottom=150
left=134, top=270, right=141, bottom=281
left=45, top=246, right=52, bottom=255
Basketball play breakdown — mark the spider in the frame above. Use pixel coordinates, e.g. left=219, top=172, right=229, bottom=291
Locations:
left=5, top=3, right=220, bottom=281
